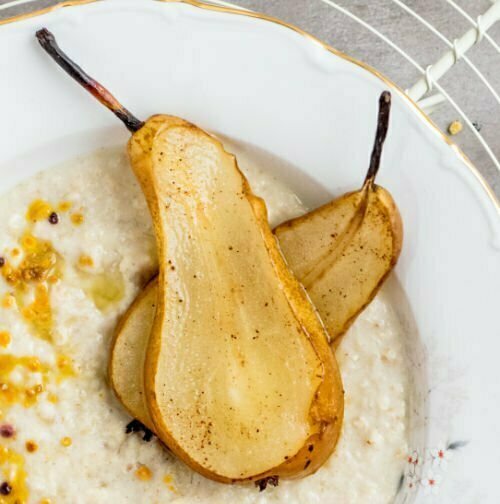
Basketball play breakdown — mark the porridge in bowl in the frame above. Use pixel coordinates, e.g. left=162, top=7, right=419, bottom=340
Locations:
left=0, top=147, right=408, bottom=503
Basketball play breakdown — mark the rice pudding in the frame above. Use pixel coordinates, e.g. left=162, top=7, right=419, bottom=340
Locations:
left=0, top=146, right=408, bottom=503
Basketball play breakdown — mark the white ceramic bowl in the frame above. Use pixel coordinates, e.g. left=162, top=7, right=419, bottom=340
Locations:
left=1, top=1, right=499, bottom=501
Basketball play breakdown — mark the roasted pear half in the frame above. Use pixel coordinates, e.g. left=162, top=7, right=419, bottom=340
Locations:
left=275, top=92, right=402, bottom=344
left=129, top=115, right=343, bottom=482
left=36, top=30, right=344, bottom=483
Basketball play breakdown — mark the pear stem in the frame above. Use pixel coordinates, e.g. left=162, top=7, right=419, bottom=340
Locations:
left=364, top=91, right=391, bottom=186
left=35, top=28, right=144, bottom=133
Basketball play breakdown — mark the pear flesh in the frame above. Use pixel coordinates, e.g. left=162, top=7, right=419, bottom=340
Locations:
left=111, top=181, right=401, bottom=435
left=275, top=183, right=402, bottom=344
left=109, top=281, right=156, bottom=431
left=127, top=116, right=343, bottom=482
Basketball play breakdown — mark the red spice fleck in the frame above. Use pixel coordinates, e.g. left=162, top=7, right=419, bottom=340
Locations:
left=0, top=424, right=15, bottom=438
left=48, top=212, right=59, bottom=225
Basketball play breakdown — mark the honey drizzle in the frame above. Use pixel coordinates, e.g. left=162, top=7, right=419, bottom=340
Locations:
left=25, top=200, right=53, bottom=223
left=0, top=199, right=78, bottom=501
left=0, top=354, right=74, bottom=414
left=1, top=230, right=63, bottom=342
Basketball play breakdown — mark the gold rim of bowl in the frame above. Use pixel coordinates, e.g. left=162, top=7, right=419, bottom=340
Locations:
left=1, top=0, right=498, bottom=211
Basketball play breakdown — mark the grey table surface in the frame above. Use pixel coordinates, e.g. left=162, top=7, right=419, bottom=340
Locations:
left=1, top=0, right=499, bottom=198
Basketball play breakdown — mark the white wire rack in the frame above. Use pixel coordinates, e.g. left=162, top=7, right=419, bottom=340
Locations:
left=1, top=0, right=499, bottom=191
left=200, top=0, right=500, bottom=193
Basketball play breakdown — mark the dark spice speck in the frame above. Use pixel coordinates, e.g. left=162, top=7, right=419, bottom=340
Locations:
left=125, top=419, right=154, bottom=442
left=125, top=419, right=141, bottom=434
left=0, top=482, right=12, bottom=496
left=0, top=257, right=4, bottom=268
left=48, top=212, right=59, bottom=225
left=255, top=475, right=279, bottom=492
